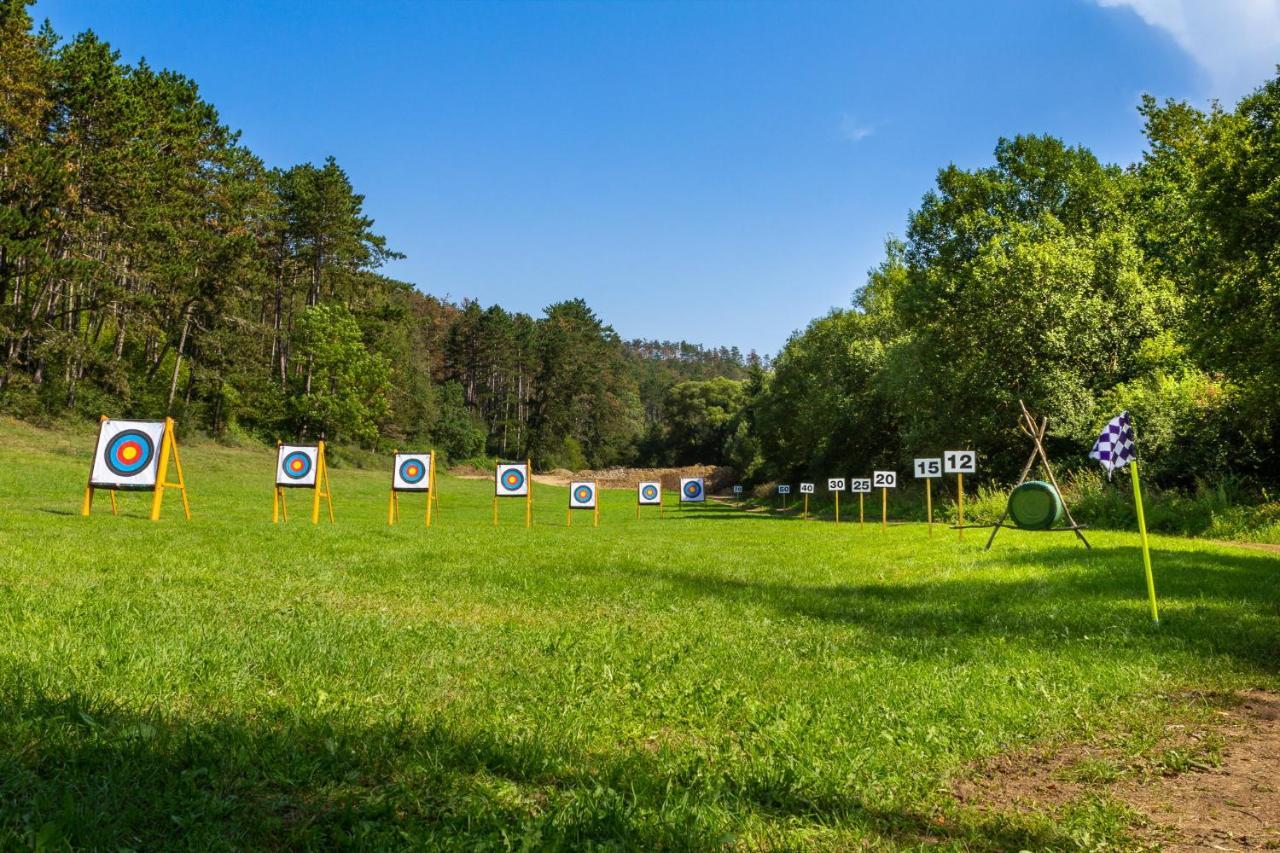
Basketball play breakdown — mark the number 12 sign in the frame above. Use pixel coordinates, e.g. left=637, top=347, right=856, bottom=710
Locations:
left=944, top=451, right=977, bottom=474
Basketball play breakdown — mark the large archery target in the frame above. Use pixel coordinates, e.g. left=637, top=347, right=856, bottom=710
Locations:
left=393, top=453, right=431, bottom=491
left=679, top=477, right=705, bottom=503
left=496, top=463, right=529, bottom=496
left=276, top=445, right=319, bottom=487
left=638, top=481, right=661, bottom=505
left=89, top=419, right=165, bottom=489
left=569, top=481, right=597, bottom=509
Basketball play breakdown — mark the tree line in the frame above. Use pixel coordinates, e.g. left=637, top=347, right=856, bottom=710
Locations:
left=4, top=1, right=1279, bottom=489
left=0, top=3, right=757, bottom=468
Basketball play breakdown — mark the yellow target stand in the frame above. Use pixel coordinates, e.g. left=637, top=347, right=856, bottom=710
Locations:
left=81, top=415, right=190, bottom=521
left=567, top=481, right=600, bottom=527
left=493, top=459, right=533, bottom=528
left=388, top=449, right=439, bottom=527
left=636, top=482, right=664, bottom=520
left=273, top=441, right=334, bottom=525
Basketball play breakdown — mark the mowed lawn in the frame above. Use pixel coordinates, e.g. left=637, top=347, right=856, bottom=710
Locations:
left=0, top=419, right=1277, bottom=849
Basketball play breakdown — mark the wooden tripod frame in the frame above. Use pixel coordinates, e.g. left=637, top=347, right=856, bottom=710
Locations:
left=983, top=400, right=1090, bottom=551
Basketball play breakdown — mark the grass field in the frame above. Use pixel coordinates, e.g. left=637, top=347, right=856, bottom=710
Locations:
left=1, top=418, right=1277, bottom=849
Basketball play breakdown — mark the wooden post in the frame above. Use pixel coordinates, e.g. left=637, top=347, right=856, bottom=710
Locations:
left=525, top=458, right=532, bottom=528
left=167, top=419, right=191, bottom=520
left=926, top=478, right=933, bottom=537
left=426, top=450, right=435, bottom=527
left=859, top=493, right=864, bottom=527
left=803, top=494, right=809, bottom=520
left=82, top=414, right=108, bottom=517
left=957, top=473, right=964, bottom=541
left=389, top=449, right=398, bottom=526
left=881, top=488, right=888, bottom=531
left=834, top=491, right=840, bottom=524
left=492, top=496, right=498, bottom=526
left=149, top=419, right=173, bottom=521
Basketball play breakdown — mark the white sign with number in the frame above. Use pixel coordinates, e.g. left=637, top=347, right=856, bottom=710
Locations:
left=800, top=482, right=815, bottom=494
left=733, top=485, right=743, bottom=494
left=827, top=478, right=846, bottom=492
left=944, top=451, right=977, bottom=474
left=873, top=471, right=897, bottom=489
left=913, top=458, right=942, bottom=479
left=850, top=478, right=871, bottom=493
left=778, top=484, right=791, bottom=495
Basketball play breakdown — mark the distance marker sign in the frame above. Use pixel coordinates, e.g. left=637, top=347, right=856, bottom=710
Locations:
left=944, top=451, right=977, bottom=474
left=827, top=478, right=846, bottom=492
left=800, top=483, right=815, bottom=494
left=777, top=484, right=791, bottom=495
left=850, top=478, right=871, bottom=493
left=914, top=458, right=941, bottom=479
left=873, top=471, right=897, bottom=488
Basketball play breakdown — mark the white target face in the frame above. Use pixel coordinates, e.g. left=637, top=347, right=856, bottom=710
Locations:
left=89, top=419, right=166, bottom=489
left=914, top=458, right=942, bottom=479
left=827, top=478, right=846, bottom=492
left=850, top=478, right=872, bottom=493
left=777, top=484, right=792, bottom=495
left=800, top=482, right=815, bottom=494
left=679, top=477, right=705, bottom=503
left=569, top=481, right=597, bottom=509
left=637, top=481, right=662, bottom=505
left=392, top=453, right=431, bottom=491
left=873, top=470, right=897, bottom=489
left=496, top=463, right=529, bottom=496
left=944, top=451, right=977, bottom=474
left=276, top=444, right=319, bottom=488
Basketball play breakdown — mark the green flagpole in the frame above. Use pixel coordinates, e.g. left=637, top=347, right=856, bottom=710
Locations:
left=1127, top=421, right=1159, bottom=625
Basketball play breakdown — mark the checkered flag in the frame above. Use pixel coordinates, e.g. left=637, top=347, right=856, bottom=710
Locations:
left=1089, top=411, right=1135, bottom=479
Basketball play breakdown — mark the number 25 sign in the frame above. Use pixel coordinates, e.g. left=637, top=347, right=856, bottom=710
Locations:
left=944, top=451, right=977, bottom=474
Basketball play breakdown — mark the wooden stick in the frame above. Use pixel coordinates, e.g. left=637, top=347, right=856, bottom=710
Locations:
left=1018, top=400, right=1089, bottom=549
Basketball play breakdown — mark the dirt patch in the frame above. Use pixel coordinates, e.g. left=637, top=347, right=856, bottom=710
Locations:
left=953, top=691, right=1280, bottom=849
left=448, top=463, right=735, bottom=492
left=1216, top=540, right=1280, bottom=555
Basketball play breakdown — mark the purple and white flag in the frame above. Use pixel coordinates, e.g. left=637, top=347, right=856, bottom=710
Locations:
left=1089, top=411, right=1135, bottom=478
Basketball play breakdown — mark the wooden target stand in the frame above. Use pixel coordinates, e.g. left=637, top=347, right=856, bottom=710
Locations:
left=493, top=459, right=533, bottom=528
left=81, top=415, right=190, bottom=521
left=975, top=401, right=1091, bottom=551
left=273, top=441, right=335, bottom=525
left=567, top=482, right=600, bottom=527
left=388, top=450, right=439, bottom=527
left=636, top=485, right=665, bottom=520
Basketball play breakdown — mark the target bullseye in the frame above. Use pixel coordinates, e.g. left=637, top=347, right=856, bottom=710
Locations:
left=103, top=429, right=155, bottom=477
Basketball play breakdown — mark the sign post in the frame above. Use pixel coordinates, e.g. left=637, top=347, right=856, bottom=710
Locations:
left=800, top=482, right=814, bottom=520
left=873, top=471, right=897, bottom=530
left=944, top=451, right=977, bottom=540
left=827, top=478, right=846, bottom=523
left=913, top=458, right=942, bottom=536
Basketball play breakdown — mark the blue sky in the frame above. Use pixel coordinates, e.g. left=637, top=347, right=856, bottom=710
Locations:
left=31, top=1, right=1280, bottom=356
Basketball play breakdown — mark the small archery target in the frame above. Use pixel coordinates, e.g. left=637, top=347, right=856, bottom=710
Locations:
left=638, top=481, right=662, bottom=505
left=850, top=478, right=872, bottom=493
left=90, top=419, right=165, bottom=489
left=496, top=463, right=529, bottom=496
left=276, top=445, right=319, bottom=487
left=569, top=481, right=597, bottom=509
left=393, top=452, right=431, bottom=491
left=800, top=482, right=815, bottom=494
left=680, top=477, right=705, bottom=503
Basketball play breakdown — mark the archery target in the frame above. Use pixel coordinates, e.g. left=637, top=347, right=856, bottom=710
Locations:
left=393, top=452, right=431, bottom=491
left=276, top=444, right=319, bottom=487
left=569, top=481, right=597, bottom=509
left=89, top=419, right=165, bottom=489
left=638, top=481, right=662, bottom=505
left=496, top=463, right=529, bottom=496
left=679, top=477, right=705, bottom=503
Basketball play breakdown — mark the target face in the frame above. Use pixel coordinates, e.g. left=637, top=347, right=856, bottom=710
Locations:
left=679, top=477, right=705, bottom=503
left=569, top=481, right=597, bottom=509
left=496, top=463, right=529, bottom=496
left=638, top=482, right=662, bottom=505
left=393, top=452, right=431, bottom=492
left=276, top=444, right=319, bottom=487
left=89, top=419, right=166, bottom=489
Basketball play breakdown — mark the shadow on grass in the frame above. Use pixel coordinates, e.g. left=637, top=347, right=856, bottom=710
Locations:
left=635, top=545, right=1280, bottom=672
left=0, top=684, right=1073, bottom=850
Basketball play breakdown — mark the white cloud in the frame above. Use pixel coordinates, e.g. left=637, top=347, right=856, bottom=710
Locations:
left=1094, top=0, right=1280, bottom=100
left=839, top=114, right=875, bottom=142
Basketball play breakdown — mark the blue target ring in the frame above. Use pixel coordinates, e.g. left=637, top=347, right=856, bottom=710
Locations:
left=641, top=484, right=659, bottom=501
left=683, top=480, right=703, bottom=499
left=282, top=450, right=313, bottom=481
left=104, top=429, right=155, bottom=477
left=398, top=457, right=426, bottom=485
left=500, top=468, right=525, bottom=492
left=573, top=485, right=593, bottom=504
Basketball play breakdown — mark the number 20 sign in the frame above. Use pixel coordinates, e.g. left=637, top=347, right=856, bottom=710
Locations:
left=944, top=451, right=977, bottom=474
left=873, top=471, right=897, bottom=488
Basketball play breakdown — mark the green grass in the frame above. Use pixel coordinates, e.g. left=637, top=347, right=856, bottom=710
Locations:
left=1, top=417, right=1277, bottom=849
